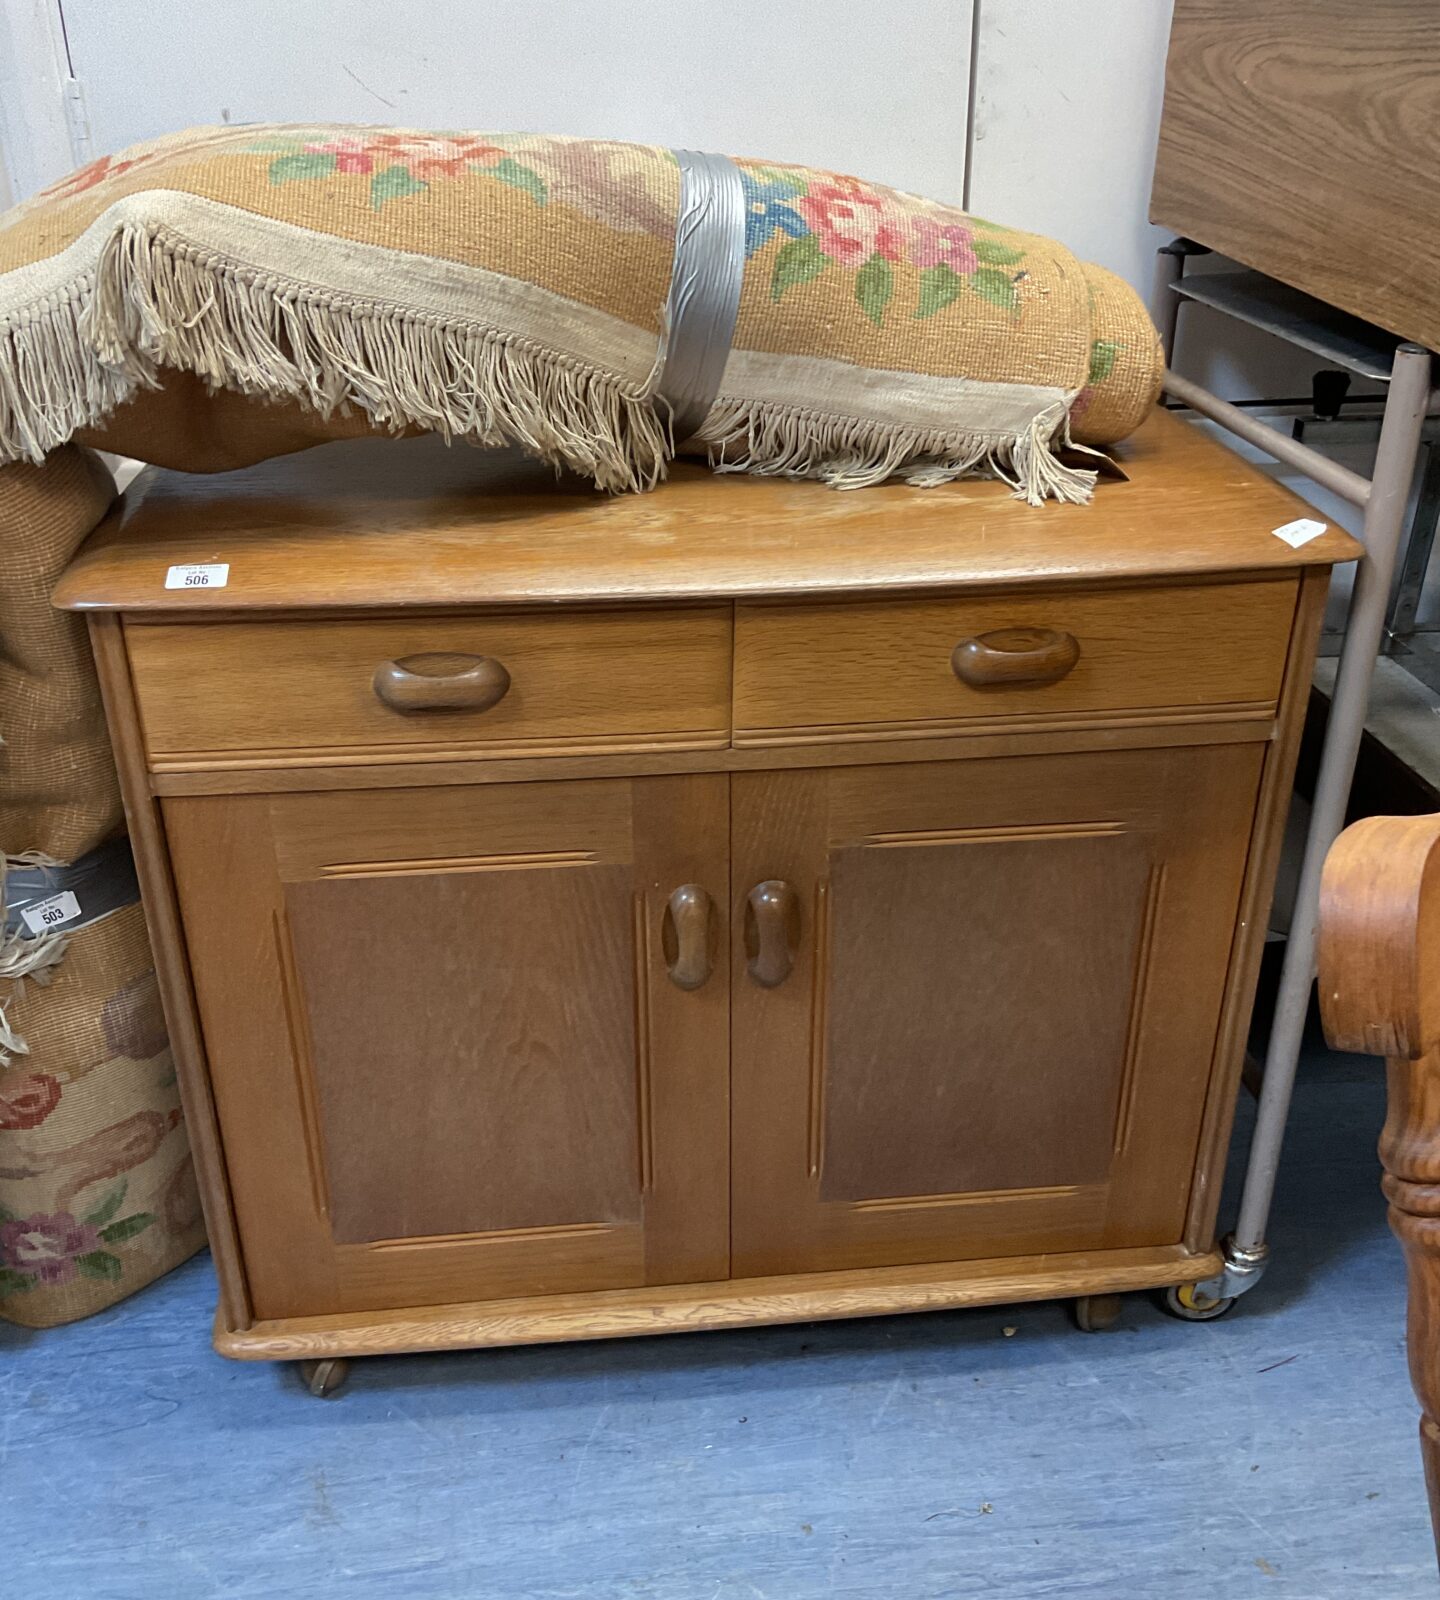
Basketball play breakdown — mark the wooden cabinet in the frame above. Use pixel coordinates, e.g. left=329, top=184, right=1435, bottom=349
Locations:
left=54, top=410, right=1361, bottom=1375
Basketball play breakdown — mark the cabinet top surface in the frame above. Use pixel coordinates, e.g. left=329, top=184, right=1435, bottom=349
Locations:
left=54, top=408, right=1359, bottom=613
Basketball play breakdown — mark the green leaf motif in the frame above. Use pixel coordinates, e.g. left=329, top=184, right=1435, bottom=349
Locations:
left=84, top=1183, right=127, bottom=1228
left=0, top=1267, right=34, bottom=1295
left=0, top=1201, right=17, bottom=1224
left=915, top=264, right=964, bottom=320
left=753, top=166, right=807, bottom=195
left=268, top=152, right=338, bottom=185
left=487, top=157, right=547, bottom=204
left=1088, top=338, right=1121, bottom=386
left=370, top=164, right=428, bottom=210
left=100, top=1212, right=155, bottom=1246
left=855, top=252, right=894, bottom=328
left=972, top=238, right=1024, bottom=267
left=771, top=234, right=829, bottom=302
left=972, top=266, right=1018, bottom=313
left=76, top=1251, right=123, bottom=1283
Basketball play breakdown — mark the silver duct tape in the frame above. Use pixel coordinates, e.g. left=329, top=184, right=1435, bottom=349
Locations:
left=3, top=837, right=140, bottom=938
left=657, top=150, right=746, bottom=444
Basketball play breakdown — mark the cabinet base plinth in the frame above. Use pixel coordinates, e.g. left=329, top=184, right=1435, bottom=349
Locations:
left=216, top=1242, right=1220, bottom=1363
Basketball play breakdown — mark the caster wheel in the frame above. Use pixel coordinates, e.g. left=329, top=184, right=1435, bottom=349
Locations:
left=1162, top=1282, right=1235, bottom=1322
left=1072, top=1293, right=1124, bottom=1332
left=299, top=1358, right=350, bottom=1398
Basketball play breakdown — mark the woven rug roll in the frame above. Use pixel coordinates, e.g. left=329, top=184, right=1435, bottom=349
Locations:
left=0, top=126, right=1161, bottom=502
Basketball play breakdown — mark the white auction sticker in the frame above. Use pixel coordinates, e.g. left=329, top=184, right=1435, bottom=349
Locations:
left=1271, top=518, right=1328, bottom=549
left=20, top=890, right=82, bottom=936
left=164, top=562, right=230, bottom=590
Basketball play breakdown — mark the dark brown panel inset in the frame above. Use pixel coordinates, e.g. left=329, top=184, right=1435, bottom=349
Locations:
left=285, top=860, right=640, bottom=1244
left=819, top=829, right=1149, bottom=1203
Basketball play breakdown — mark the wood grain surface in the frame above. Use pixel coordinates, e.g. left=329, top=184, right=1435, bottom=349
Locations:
left=734, top=578, right=1295, bottom=740
left=127, top=605, right=731, bottom=765
left=1152, top=0, right=1440, bottom=347
left=213, top=1241, right=1221, bottom=1360
left=52, top=410, right=1358, bottom=614
left=1320, top=810, right=1440, bottom=1563
left=161, top=774, right=732, bottom=1320
left=1182, top=567, right=1329, bottom=1250
left=285, top=863, right=642, bottom=1243
left=728, top=743, right=1263, bottom=1279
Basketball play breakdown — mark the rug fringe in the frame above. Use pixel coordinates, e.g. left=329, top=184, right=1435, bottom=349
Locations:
left=701, top=395, right=1098, bottom=505
left=0, top=216, right=1096, bottom=501
left=1, top=219, right=671, bottom=493
left=0, top=853, right=71, bottom=1067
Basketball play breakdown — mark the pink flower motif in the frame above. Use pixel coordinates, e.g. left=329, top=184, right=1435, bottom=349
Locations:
left=305, top=136, right=375, bottom=175
left=0, top=1069, right=62, bottom=1131
left=0, top=1212, right=100, bottom=1286
left=304, top=133, right=506, bottom=180
left=39, top=153, right=147, bottom=202
left=909, top=215, right=979, bottom=275
left=795, top=179, right=905, bottom=268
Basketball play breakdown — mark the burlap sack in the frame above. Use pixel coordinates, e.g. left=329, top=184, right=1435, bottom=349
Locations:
left=0, top=125, right=1162, bottom=503
left=0, top=447, right=118, bottom=859
left=0, top=448, right=203, bottom=1327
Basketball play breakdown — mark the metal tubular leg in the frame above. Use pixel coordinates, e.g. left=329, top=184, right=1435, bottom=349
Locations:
left=1204, top=344, right=1434, bottom=1299
left=1150, top=244, right=1185, bottom=366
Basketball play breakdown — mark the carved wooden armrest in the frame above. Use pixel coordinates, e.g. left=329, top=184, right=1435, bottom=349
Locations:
left=1320, top=812, right=1440, bottom=1060
left=1319, top=811, right=1440, bottom=1567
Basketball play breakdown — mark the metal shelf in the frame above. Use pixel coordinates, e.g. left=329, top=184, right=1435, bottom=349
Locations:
left=1173, top=270, right=1401, bottom=383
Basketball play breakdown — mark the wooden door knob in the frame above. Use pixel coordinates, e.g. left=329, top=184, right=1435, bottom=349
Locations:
left=951, top=627, right=1080, bottom=687
left=663, top=884, right=715, bottom=991
left=372, top=652, right=511, bottom=713
left=746, top=879, right=800, bottom=988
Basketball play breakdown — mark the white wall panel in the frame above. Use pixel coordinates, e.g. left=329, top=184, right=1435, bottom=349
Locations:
left=52, top=0, right=973, bottom=204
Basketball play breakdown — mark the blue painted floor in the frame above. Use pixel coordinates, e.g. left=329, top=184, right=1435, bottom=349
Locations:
left=3, top=1037, right=1433, bottom=1598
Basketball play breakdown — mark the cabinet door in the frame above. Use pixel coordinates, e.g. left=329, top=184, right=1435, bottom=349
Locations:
left=730, top=745, right=1263, bottom=1277
left=164, top=775, right=729, bottom=1320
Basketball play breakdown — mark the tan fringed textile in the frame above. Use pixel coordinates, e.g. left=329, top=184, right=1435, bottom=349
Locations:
left=0, top=448, right=203, bottom=1327
left=0, top=125, right=1162, bottom=503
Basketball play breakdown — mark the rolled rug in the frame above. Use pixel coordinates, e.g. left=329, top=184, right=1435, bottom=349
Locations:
left=0, top=126, right=1161, bottom=502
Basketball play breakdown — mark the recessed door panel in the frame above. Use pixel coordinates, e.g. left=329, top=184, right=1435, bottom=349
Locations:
left=285, top=861, right=640, bottom=1244
left=820, top=828, right=1149, bottom=1203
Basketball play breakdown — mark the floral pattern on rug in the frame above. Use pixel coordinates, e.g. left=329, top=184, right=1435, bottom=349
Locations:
left=1070, top=337, right=1126, bottom=424
left=0, top=1180, right=154, bottom=1295
left=741, top=166, right=1026, bottom=329
left=257, top=131, right=549, bottom=212
left=0, top=1067, right=62, bottom=1130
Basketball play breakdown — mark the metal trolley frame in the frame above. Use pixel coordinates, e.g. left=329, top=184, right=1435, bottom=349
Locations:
left=1154, top=244, right=1437, bottom=1315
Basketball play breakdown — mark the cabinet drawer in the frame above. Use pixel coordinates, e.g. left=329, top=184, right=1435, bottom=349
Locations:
left=128, top=606, right=732, bottom=768
left=733, top=579, right=1297, bottom=742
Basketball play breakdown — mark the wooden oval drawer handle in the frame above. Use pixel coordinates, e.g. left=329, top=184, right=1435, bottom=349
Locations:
left=663, top=884, right=714, bottom=992
left=746, top=879, right=800, bottom=989
left=951, top=627, right=1080, bottom=688
left=372, top=652, right=511, bottom=713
